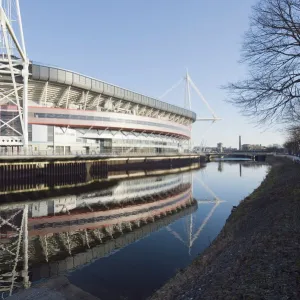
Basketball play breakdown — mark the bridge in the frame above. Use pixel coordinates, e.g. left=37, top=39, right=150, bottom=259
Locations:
left=205, top=152, right=270, bottom=161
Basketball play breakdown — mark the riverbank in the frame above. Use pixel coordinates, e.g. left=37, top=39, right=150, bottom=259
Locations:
left=150, top=156, right=300, bottom=299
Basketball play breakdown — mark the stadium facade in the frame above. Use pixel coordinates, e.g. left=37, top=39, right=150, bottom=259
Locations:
left=0, top=62, right=196, bottom=155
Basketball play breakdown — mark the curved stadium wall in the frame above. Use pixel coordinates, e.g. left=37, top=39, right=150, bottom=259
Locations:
left=0, top=63, right=196, bottom=155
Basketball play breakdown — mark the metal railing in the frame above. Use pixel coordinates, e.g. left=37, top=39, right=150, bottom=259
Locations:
left=0, top=149, right=197, bottom=158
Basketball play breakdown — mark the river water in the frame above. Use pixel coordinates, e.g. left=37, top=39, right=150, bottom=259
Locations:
left=68, top=161, right=268, bottom=300
left=0, top=161, right=269, bottom=299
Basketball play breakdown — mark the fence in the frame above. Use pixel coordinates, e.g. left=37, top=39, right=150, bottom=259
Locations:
left=0, top=148, right=197, bottom=158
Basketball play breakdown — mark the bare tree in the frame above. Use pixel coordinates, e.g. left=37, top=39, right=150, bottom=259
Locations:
left=284, top=124, right=300, bottom=153
left=226, top=0, right=300, bottom=124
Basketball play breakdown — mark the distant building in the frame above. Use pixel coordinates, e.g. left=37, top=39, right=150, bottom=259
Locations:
left=197, top=147, right=217, bottom=153
left=239, top=136, right=242, bottom=151
left=269, top=144, right=282, bottom=149
left=242, top=144, right=265, bottom=151
left=242, top=144, right=251, bottom=151
left=223, top=147, right=238, bottom=152
left=217, top=142, right=223, bottom=152
left=193, top=146, right=202, bottom=153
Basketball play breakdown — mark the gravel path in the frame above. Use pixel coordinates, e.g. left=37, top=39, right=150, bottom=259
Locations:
left=150, top=157, right=300, bottom=300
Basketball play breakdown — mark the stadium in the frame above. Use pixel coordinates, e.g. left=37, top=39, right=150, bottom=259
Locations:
left=0, top=2, right=222, bottom=156
left=0, top=61, right=196, bottom=155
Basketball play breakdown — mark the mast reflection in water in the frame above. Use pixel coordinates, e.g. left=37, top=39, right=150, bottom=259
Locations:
left=0, top=172, right=199, bottom=297
left=0, top=162, right=268, bottom=300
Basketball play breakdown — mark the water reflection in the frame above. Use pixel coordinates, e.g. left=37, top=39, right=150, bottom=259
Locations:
left=0, top=162, right=268, bottom=299
left=167, top=174, right=225, bottom=255
left=217, top=160, right=268, bottom=176
left=0, top=172, right=198, bottom=296
left=218, top=160, right=224, bottom=172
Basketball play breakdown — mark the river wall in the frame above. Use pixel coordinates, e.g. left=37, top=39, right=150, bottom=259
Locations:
left=0, top=154, right=203, bottom=197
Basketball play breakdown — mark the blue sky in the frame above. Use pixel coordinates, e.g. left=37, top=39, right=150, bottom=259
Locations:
left=21, top=0, right=284, bottom=148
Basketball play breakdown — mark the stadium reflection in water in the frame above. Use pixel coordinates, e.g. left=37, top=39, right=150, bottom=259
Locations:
left=0, top=172, right=198, bottom=295
left=0, top=162, right=269, bottom=299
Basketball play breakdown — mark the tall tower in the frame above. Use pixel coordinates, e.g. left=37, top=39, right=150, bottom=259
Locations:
left=239, top=135, right=242, bottom=151
left=0, top=0, right=29, bottom=150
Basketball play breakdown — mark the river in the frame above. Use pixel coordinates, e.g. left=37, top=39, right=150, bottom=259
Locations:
left=0, top=160, right=269, bottom=299
left=68, top=161, right=268, bottom=300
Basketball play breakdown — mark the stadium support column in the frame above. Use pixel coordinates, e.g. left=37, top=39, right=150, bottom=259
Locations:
left=22, top=59, right=29, bottom=151
left=0, top=1, right=30, bottom=152
left=16, top=0, right=29, bottom=151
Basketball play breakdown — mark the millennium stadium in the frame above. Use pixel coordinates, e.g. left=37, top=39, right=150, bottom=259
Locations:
left=0, top=1, right=218, bottom=156
left=1, top=62, right=196, bottom=155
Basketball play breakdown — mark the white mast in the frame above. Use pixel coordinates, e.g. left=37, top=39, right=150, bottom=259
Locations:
left=159, top=70, right=221, bottom=152
left=184, top=69, right=192, bottom=110
left=0, top=0, right=29, bottom=151
left=159, top=70, right=221, bottom=122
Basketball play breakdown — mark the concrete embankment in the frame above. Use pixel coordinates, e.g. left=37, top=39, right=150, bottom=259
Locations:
left=150, top=157, right=300, bottom=300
